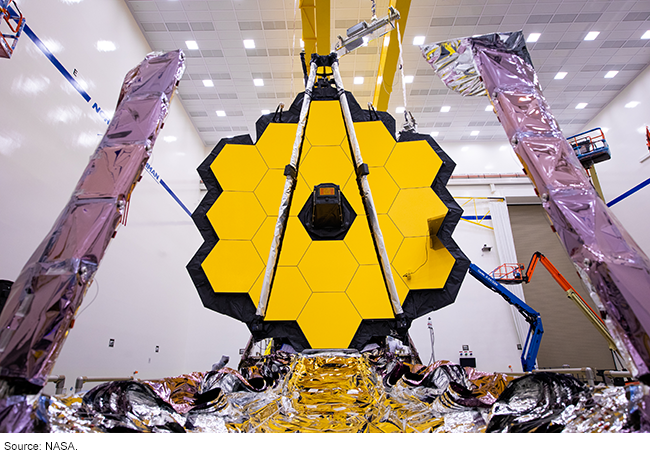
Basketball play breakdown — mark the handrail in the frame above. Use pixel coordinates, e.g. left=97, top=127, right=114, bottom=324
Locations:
left=74, top=376, right=134, bottom=394
left=532, top=367, right=595, bottom=387
left=602, top=370, right=633, bottom=386
left=497, top=367, right=595, bottom=387
left=47, top=375, right=66, bottom=395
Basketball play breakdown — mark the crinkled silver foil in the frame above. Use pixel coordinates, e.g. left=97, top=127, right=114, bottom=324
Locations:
left=421, top=38, right=487, bottom=97
left=563, top=386, right=629, bottom=432
left=0, top=50, right=185, bottom=393
left=35, top=354, right=641, bottom=433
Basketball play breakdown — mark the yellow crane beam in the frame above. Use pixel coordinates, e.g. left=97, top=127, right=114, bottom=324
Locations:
left=300, top=0, right=330, bottom=58
left=315, top=0, right=331, bottom=55
left=300, top=0, right=316, bottom=58
left=373, top=0, right=412, bottom=112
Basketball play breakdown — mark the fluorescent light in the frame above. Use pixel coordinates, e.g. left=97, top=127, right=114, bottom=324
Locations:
left=470, top=131, right=480, bottom=136
left=625, top=101, right=640, bottom=108
left=413, top=36, right=425, bottom=46
left=575, top=102, right=588, bottom=109
left=185, top=40, right=199, bottom=50
left=396, top=107, right=405, bottom=114
left=554, top=72, right=567, bottom=80
left=440, top=106, right=451, bottom=112
left=216, top=110, right=226, bottom=117
left=485, top=105, right=493, bottom=112
left=202, top=79, right=214, bottom=87
left=96, top=40, right=116, bottom=52
left=604, top=71, right=618, bottom=79
left=430, top=131, right=439, bottom=137
left=642, top=30, right=650, bottom=40
left=253, top=79, right=264, bottom=86
left=404, top=75, right=414, bottom=84
left=527, top=33, right=541, bottom=43
left=362, top=36, right=369, bottom=47
left=354, top=76, right=364, bottom=85
left=243, top=39, right=255, bottom=49
left=584, top=31, right=600, bottom=41
left=163, top=136, right=177, bottom=143
left=261, top=109, right=270, bottom=115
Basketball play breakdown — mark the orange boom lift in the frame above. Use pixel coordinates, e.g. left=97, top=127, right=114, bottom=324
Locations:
left=490, top=251, right=624, bottom=368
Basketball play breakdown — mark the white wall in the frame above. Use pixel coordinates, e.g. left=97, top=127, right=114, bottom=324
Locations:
left=409, top=205, right=525, bottom=373
left=444, top=140, right=526, bottom=176
left=583, top=63, right=650, bottom=256
left=408, top=140, right=537, bottom=372
left=0, top=0, right=250, bottom=394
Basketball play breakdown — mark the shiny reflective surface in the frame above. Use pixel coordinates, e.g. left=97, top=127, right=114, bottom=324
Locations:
left=466, top=33, right=650, bottom=394
left=421, top=38, right=487, bottom=98
left=38, top=352, right=642, bottom=433
left=424, top=30, right=650, bottom=420
left=0, top=50, right=185, bottom=431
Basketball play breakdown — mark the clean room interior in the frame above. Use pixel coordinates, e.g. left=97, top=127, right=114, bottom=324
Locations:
left=1, top=0, right=650, bottom=417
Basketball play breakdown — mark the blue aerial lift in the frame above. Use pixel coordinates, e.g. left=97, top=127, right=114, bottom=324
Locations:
left=566, top=127, right=611, bottom=169
left=468, top=263, right=544, bottom=372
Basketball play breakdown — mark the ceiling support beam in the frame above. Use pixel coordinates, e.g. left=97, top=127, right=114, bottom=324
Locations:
left=315, top=0, right=331, bottom=55
left=300, top=0, right=316, bottom=58
left=373, top=0, right=411, bottom=112
left=301, top=0, right=331, bottom=59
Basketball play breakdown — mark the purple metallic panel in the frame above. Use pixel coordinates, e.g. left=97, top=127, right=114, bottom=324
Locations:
left=0, top=50, right=185, bottom=390
left=466, top=32, right=650, bottom=380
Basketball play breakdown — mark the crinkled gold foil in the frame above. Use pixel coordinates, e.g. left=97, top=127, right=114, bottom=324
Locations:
left=40, top=354, right=635, bottom=433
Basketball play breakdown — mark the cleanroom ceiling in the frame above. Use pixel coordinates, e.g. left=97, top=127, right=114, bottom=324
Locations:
left=125, top=0, right=650, bottom=145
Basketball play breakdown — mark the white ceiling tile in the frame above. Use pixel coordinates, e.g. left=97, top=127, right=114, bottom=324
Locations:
left=120, top=0, right=649, bottom=146
left=133, top=11, right=164, bottom=21
left=235, top=9, right=262, bottom=21
left=156, top=1, right=184, bottom=11
left=128, top=1, right=158, bottom=12
left=183, top=1, right=210, bottom=11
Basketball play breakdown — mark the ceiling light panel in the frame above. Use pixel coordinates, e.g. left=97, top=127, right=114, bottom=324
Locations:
left=527, top=33, right=541, bottom=43
left=413, top=36, right=425, bottom=46
left=125, top=1, right=650, bottom=144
